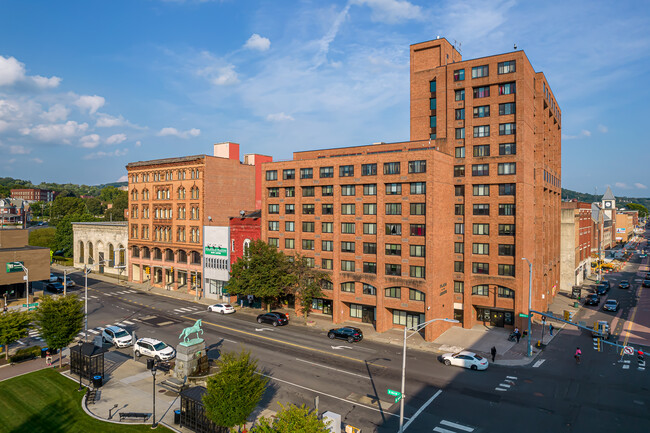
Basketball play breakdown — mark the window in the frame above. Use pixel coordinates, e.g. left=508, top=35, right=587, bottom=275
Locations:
left=455, top=185, right=465, bottom=196
left=472, top=65, right=489, bottom=78
left=498, top=163, right=516, bottom=175
left=321, top=185, right=333, bottom=196
left=499, top=183, right=516, bottom=195
left=321, top=259, right=333, bottom=270
left=285, top=221, right=295, bottom=232
left=430, top=80, right=437, bottom=92
left=454, top=261, right=465, bottom=273
left=455, top=128, right=465, bottom=139
left=454, top=223, right=465, bottom=235
left=341, top=185, right=356, bottom=196
left=473, top=105, right=490, bottom=118
left=302, top=204, right=315, bottom=214
left=268, top=204, right=279, bottom=214
left=341, top=223, right=355, bottom=234
left=363, top=283, right=376, bottom=295
left=472, top=285, right=489, bottom=296
left=322, top=203, right=334, bottom=215
left=266, top=170, right=277, bottom=181
left=472, top=263, right=489, bottom=274
left=363, top=184, right=377, bottom=195
left=384, top=162, right=400, bottom=175
left=341, top=203, right=356, bottom=215
left=499, top=224, right=516, bottom=235
left=410, top=245, right=425, bottom=257
left=499, top=264, right=515, bottom=276
left=455, top=204, right=464, bottom=215
left=284, top=187, right=295, bottom=197
left=499, top=102, right=515, bottom=115
left=363, top=203, right=377, bottom=215
left=472, top=243, right=490, bottom=255
left=498, top=286, right=515, bottom=298
left=363, top=242, right=377, bottom=255
left=408, top=265, right=425, bottom=279
left=285, top=238, right=295, bottom=249
left=473, top=223, right=490, bottom=235
left=454, top=242, right=464, bottom=254
left=455, top=89, right=465, bottom=101
left=473, top=184, right=490, bottom=196
left=385, top=243, right=401, bottom=256
left=362, top=163, right=377, bottom=176
left=498, top=82, right=516, bottom=95
left=322, top=281, right=333, bottom=291
left=386, top=223, right=401, bottom=236
left=302, top=186, right=315, bottom=197
left=322, top=240, right=333, bottom=251
left=385, top=183, right=402, bottom=195
left=392, top=310, right=425, bottom=327
left=410, top=203, right=426, bottom=215
left=473, top=144, right=490, bottom=157
left=321, top=222, right=333, bottom=233
left=341, top=241, right=355, bottom=253
left=302, top=239, right=315, bottom=250
left=409, top=160, right=426, bottom=173
left=268, top=238, right=279, bottom=247
left=473, top=86, right=490, bottom=98
left=283, top=169, right=295, bottom=180
left=268, top=221, right=279, bottom=231
left=454, top=281, right=464, bottom=293
left=300, top=168, right=313, bottom=179
left=473, top=125, right=490, bottom=138
left=363, top=223, right=377, bottom=235
left=340, top=165, right=354, bottom=177
left=430, top=98, right=437, bottom=110
left=472, top=164, right=489, bottom=176
left=285, top=204, right=295, bottom=214
left=455, top=146, right=465, bottom=158
left=385, top=287, right=401, bottom=298
left=499, top=143, right=516, bottom=155
left=302, top=221, right=315, bottom=232
left=454, top=165, right=465, bottom=177
left=473, top=203, right=490, bottom=215
left=499, top=244, right=515, bottom=256
left=455, top=108, right=465, bottom=120
left=453, top=69, right=465, bottom=81
left=268, top=187, right=279, bottom=197
left=498, top=60, right=516, bottom=74
left=341, top=261, right=355, bottom=272
left=320, top=166, right=334, bottom=178
left=411, top=182, right=426, bottom=194
left=341, top=282, right=355, bottom=292
left=363, top=262, right=377, bottom=274
left=499, top=204, right=516, bottom=216
left=410, top=224, right=425, bottom=236
left=385, top=203, right=401, bottom=215
left=499, top=123, right=516, bottom=135
left=386, top=263, right=402, bottom=277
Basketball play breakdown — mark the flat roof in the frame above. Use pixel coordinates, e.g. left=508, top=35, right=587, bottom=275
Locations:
left=71, top=221, right=127, bottom=226
left=126, top=155, right=206, bottom=168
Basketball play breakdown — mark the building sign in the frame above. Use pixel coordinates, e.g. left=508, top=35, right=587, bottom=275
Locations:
left=6, top=261, right=24, bottom=273
left=205, top=246, right=227, bottom=256
left=616, top=228, right=626, bottom=233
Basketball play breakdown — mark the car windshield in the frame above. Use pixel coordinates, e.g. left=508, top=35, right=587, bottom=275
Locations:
left=115, top=330, right=129, bottom=338
left=153, top=342, right=168, bottom=351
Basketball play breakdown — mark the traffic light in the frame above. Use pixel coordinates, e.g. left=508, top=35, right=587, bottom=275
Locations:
left=593, top=337, right=601, bottom=352
left=639, top=350, right=646, bottom=367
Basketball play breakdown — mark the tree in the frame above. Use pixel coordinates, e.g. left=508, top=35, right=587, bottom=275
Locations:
left=288, top=254, right=329, bottom=318
left=228, top=240, right=294, bottom=310
left=29, top=201, right=44, bottom=219
left=104, top=190, right=128, bottom=221
left=99, top=185, right=120, bottom=203
left=625, top=203, right=648, bottom=218
left=28, top=227, right=56, bottom=249
left=0, top=311, right=33, bottom=361
left=84, top=197, right=104, bottom=216
left=50, top=196, right=86, bottom=226
left=33, top=295, right=84, bottom=368
left=203, top=350, right=268, bottom=429
left=52, top=213, right=96, bottom=257
left=252, top=403, right=330, bottom=433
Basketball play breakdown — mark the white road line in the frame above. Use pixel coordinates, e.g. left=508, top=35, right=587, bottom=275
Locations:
left=89, top=296, right=98, bottom=299
left=295, top=358, right=371, bottom=379
left=96, top=327, right=104, bottom=331
left=173, top=309, right=187, bottom=312
left=178, top=308, right=193, bottom=312
left=17, top=340, right=25, bottom=345
left=506, top=376, right=517, bottom=379
left=114, top=322, right=126, bottom=327
left=433, top=427, right=456, bottom=433
left=122, top=320, right=135, bottom=325
left=105, top=293, right=112, bottom=296
left=402, top=389, right=442, bottom=431
left=440, top=420, right=474, bottom=431
left=623, top=365, right=630, bottom=369
left=498, top=383, right=511, bottom=388
left=495, top=388, right=508, bottom=392
left=533, top=359, right=546, bottom=368
left=88, top=329, right=100, bottom=334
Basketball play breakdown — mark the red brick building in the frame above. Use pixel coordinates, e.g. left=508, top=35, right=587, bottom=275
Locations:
left=229, top=210, right=262, bottom=262
left=561, top=201, right=592, bottom=291
left=10, top=188, right=57, bottom=203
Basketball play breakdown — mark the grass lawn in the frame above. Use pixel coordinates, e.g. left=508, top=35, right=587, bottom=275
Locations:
left=0, top=368, right=172, bottom=433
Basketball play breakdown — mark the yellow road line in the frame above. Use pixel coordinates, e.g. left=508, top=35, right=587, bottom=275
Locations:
left=182, top=315, right=385, bottom=369
left=620, top=284, right=644, bottom=354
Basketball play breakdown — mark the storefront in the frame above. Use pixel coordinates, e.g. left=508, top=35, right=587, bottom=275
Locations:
left=475, top=307, right=514, bottom=327
left=203, top=226, right=230, bottom=301
left=311, top=298, right=333, bottom=315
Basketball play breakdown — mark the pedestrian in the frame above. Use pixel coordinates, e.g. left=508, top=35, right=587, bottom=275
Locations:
left=45, top=350, right=52, bottom=367
left=514, top=327, right=521, bottom=343
left=491, top=346, right=497, bottom=362
left=549, top=323, right=554, bottom=336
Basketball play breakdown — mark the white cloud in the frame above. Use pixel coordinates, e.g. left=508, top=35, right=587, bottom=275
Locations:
left=597, top=124, right=608, bottom=133
left=634, top=183, right=647, bottom=189
left=615, top=182, right=628, bottom=189
left=41, top=104, right=70, bottom=122
left=117, top=175, right=128, bottom=182
left=266, top=112, right=295, bottom=122
left=80, top=134, right=101, bottom=148
left=9, top=144, right=30, bottom=154
left=106, top=133, right=127, bottom=145
left=31, top=158, right=43, bottom=164
left=75, top=95, right=105, bottom=114
left=30, top=75, right=61, bottom=89
left=0, top=56, right=25, bottom=86
left=157, top=127, right=200, bottom=138
left=244, top=34, right=271, bottom=51
left=95, top=113, right=125, bottom=128
left=313, top=4, right=351, bottom=68
left=581, top=130, right=591, bottom=137
left=135, top=140, right=142, bottom=147
left=203, top=64, right=238, bottom=86
left=23, top=120, right=89, bottom=143
left=83, top=148, right=128, bottom=160
left=352, top=0, right=422, bottom=24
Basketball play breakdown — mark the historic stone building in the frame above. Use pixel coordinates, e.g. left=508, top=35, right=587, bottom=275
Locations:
left=72, top=221, right=128, bottom=278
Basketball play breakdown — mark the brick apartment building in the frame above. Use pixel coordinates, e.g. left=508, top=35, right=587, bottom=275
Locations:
left=261, top=38, right=562, bottom=339
left=10, top=188, right=57, bottom=202
left=126, top=142, right=271, bottom=296
left=561, top=201, right=592, bottom=291
left=229, top=210, right=262, bottom=262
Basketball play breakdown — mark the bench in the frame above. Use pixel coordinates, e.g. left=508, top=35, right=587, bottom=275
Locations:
left=119, top=412, right=149, bottom=422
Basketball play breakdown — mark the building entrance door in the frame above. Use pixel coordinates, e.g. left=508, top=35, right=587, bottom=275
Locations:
left=98, top=253, right=105, bottom=273
left=490, top=311, right=505, bottom=327
left=322, top=300, right=333, bottom=316
left=361, top=306, right=375, bottom=324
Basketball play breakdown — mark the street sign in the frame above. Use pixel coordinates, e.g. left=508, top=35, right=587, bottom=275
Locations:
left=624, top=346, right=634, bottom=355
left=6, top=261, right=24, bottom=273
left=518, top=313, right=529, bottom=318
left=387, top=389, right=401, bottom=397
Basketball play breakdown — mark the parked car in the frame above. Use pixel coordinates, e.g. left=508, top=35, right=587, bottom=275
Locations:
left=208, top=303, right=235, bottom=314
left=45, top=282, right=64, bottom=293
left=60, top=276, right=75, bottom=287
left=133, top=337, right=175, bottom=361
left=48, top=274, right=61, bottom=284
left=102, top=326, right=133, bottom=347
left=618, top=280, right=630, bottom=289
left=644, top=277, right=650, bottom=288
left=256, top=312, right=288, bottom=327
left=327, top=327, right=363, bottom=343
left=585, top=294, right=600, bottom=306
left=603, top=299, right=619, bottom=312
left=440, top=351, right=489, bottom=371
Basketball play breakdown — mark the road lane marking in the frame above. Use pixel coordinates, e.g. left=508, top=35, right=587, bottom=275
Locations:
left=295, top=358, right=371, bottom=379
left=498, top=383, right=510, bottom=388
left=122, top=320, right=135, bottom=325
left=620, top=285, right=643, bottom=353
left=114, top=322, right=126, bottom=327
left=331, top=345, right=353, bottom=350
left=506, top=376, right=517, bottom=379
left=495, top=387, right=508, bottom=391
left=533, top=359, right=546, bottom=368
left=433, top=428, right=456, bottom=433
left=440, top=420, right=474, bottom=431
left=402, top=389, right=442, bottom=431
left=88, top=329, right=99, bottom=334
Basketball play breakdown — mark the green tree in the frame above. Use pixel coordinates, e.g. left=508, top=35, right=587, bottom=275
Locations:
left=203, top=350, right=268, bottom=430
left=99, top=185, right=120, bottom=203
left=53, top=213, right=96, bottom=257
left=252, top=403, right=330, bottom=433
left=33, top=294, right=84, bottom=368
left=0, top=311, right=33, bottom=361
left=625, top=203, right=648, bottom=218
left=288, top=254, right=329, bottom=318
left=50, top=196, right=86, bottom=226
left=28, top=227, right=56, bottom=249
left=29, top=201, right=44, bottom=219
left=104, top=190, right=128, bottom=221
left=84, top=197, right=104, bottom=216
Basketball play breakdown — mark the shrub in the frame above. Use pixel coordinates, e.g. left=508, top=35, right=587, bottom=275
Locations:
left=10, top=346, right=42, bottom=363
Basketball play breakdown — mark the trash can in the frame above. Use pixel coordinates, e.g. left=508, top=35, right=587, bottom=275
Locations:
left=174, top=409, right=181, bottom=424
left=147, top=358, right=155, bottom=370
left=573, top=302, right=580, bottom=308
left=41, top=348, right=48, bottom=358
left=92, top=375, right=102, bottom=388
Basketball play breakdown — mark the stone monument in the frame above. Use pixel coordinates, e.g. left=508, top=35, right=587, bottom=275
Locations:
left=174, top=319, right=207, bottom=380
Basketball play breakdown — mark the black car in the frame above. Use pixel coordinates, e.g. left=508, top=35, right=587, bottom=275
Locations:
left=596, top=284, right=608, bottom=296
left=618, top=280, right=630, bottom=289
left=644, top=278, right=650, bottom=288
left=256, top=312, right=288, bottom=327
left=45, top=282, right=64, bottom=293
left=601, top=280, right=611, bottom=290
left=585, top=294, right=600, bottom=306
left=327, top=327, right=363, bottom=343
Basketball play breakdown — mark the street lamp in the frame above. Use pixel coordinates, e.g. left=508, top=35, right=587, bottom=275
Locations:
left=19, top=264, right=29, bottom=308
left=522, top=257, right=533, bottom=357
left=151, top=364, right=158, bottom=428
left=399, top=317, right=459, bottom=433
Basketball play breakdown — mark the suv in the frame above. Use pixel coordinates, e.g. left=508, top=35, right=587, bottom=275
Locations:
left=585, top=294, right=600, bottom=306
left=256, top=312, right=289, bottom=327
left=102, top=326, right=133, bottom=347
left=133, top=338, right=176, bottom=361
left=596, top=284, right=608, bottom=296
left=328, top=327, right=363, bottom=343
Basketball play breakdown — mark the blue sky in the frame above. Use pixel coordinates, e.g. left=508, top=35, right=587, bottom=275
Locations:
left=0, top=0, right=648, bottom=197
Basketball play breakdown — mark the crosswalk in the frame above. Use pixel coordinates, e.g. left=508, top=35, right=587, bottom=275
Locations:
left=433, top=419, right=475, bottom=433
left=172, top=306, right=204, bottom=314
left=495, top=375, right=517, bottom=392
left=105, top=289, right=138, bottom=297
left=26, top=319, right=141, bottom=343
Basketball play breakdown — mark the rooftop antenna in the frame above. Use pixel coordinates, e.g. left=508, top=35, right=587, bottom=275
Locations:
left=453, top=40, right=462, bottom=55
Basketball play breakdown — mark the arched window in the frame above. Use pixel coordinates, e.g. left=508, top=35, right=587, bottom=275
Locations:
left=177, top=250, right=187, bottom=263
left=497, top=286, right=515, bottom=298
left=88, top=242, right=94, bottom=264
left=132, top=245, right=140, bottom=258
left=78, top=241, right=85, bottom=263
left=108, top=244, right=115, bottom=267
left=141, top=246, right=150, bottom=259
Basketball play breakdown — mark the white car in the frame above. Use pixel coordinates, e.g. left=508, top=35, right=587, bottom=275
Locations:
left=134, top=337, right=176, bottom=361
left=102, top=326, right=133, bottom=347
left=208, top=303, right=235, bottom=314
left=440, top=351, right=489, bottom=370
